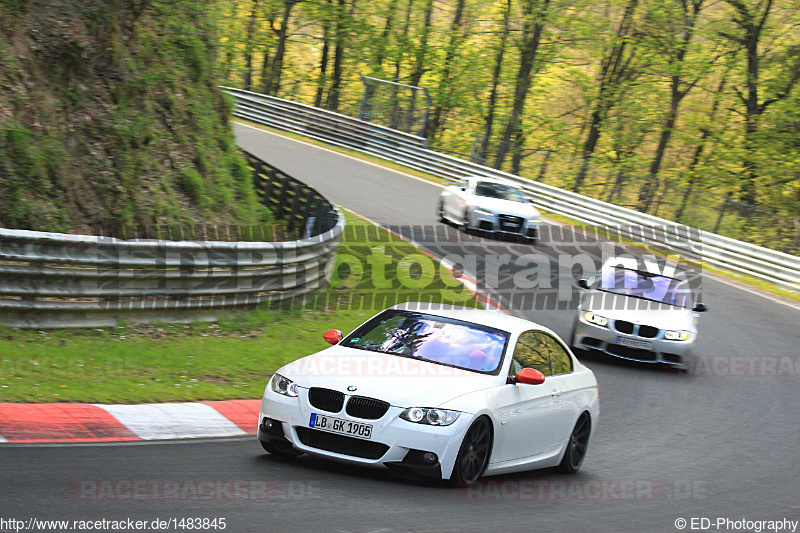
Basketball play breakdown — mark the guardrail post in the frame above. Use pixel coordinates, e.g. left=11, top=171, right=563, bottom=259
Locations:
left=264, top=169, right=276, bottom=207
left=300, top=190, right=314, bottom=235
left=276, top=175, right=291, bottom=220
left=287, top=182, right=303, bottom=234
left=251, top=160, right=262, bottom=192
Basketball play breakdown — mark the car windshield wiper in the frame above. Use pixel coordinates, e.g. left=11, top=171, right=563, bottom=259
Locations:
left=595, top=288, right=686, bottom=308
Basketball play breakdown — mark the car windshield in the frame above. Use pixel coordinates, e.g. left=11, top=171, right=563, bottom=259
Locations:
left=600, top=266, right=692, bottom=307
left=341, top=310, right=509, bottom=374
left=474, top=182, right=525, bottom=202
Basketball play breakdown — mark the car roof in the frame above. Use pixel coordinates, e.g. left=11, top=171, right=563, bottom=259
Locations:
left=463, top=176, right=522, bottom=188
left=388, top=302, right=555, bottom=336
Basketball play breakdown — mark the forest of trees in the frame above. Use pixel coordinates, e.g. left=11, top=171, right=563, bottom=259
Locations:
left=217, top=0, right=800, bottom=252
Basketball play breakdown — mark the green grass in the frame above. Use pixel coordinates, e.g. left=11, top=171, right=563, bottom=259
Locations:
left=0, top=210, right=480, bottom=404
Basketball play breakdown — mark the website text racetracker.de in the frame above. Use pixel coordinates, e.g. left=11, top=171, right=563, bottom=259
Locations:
left=0, top=517, right=227, bottom=532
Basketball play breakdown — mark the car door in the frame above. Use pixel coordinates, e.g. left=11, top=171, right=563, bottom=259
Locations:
left=537, top=333, right=578, bottom=443
left=490, top=330, right=567, bottom=463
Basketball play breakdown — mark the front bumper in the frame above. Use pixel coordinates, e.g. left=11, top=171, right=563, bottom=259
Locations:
left=471, top=211, right=539, bottom=240
left=257, top=387, right=472, bottom=480
left=572, top=316, right=695, bottom=367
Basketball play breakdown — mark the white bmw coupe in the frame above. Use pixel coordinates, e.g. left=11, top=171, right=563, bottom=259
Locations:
left=258, top=303, right=599, bottom=485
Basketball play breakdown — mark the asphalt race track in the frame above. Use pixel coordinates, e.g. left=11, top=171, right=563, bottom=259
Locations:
left=2, top=125, right=799, bottom=533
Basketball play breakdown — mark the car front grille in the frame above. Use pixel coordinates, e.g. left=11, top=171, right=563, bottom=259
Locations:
left=614, top=321, right=660, bottom=338
left=638, top=325, right=659, bottom=338
left=346, top=396, right=390, bottom=420
left=615, top=320, right=634, bottom=334
left=295, top=427, right=389, bottom=459
left=498, top=214, right=524, bottom=232
left=607, top=344, right=657, bottom=361
left=308, top=388, right=344, bottom=413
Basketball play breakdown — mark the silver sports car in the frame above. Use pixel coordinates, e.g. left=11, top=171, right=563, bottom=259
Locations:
left=438, top=177, right=541, bottom=242
left=571, top=258, right=707, bottom=368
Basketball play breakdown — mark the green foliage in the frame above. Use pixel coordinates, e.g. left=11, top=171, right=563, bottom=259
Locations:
left=179, top=168, right=205, bottom=206
left=0, top=0, right=29, bottom=17
left=0, top=0, right=278, bottom=235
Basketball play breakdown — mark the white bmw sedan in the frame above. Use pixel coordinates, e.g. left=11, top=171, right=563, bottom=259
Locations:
left=258, top=303, right=599, bottom=485
left=438, top=177, right=542, bottom=242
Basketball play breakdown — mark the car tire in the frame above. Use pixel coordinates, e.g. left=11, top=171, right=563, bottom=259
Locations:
left=452, top=416, right=492, bottom=487
left=437, top=200, right=447, bottom=224
left=260, top=439, right=302, bottom=459
left=558, top=412, right=591, bottom=474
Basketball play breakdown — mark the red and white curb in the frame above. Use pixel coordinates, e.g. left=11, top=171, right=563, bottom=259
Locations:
left=0, top=400, right=261, bottom=443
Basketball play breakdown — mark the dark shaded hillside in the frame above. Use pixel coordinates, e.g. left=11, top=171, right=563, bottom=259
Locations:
left=0, top=0, right=271, bottom=234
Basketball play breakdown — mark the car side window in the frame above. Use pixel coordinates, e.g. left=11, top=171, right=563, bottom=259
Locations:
left=540, top=334, right=573, bottom=375
left=511, top=331, right=573, bottom=377
left=511, top=331, right=553, bottom=377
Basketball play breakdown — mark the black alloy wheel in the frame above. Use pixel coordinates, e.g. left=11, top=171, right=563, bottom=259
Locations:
left=558, top=412, right=591, bottom=474
left=452, top=416, right=492, bottom=486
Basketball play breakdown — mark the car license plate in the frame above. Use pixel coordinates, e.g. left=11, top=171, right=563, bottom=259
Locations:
left=617, top=337, right=653, bottom=350
left=309, top=413, right=372, bottom=440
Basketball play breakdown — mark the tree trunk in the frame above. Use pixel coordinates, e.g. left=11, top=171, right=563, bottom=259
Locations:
left=479, top=0, right=511, bottom=163
left=326, top=0, right=347, bottom=111
left=494, top=0, right=550, bottom=170
left=243, top=0, right=259, bottom=91
left=675, top=75, right=728, bottom=222
left=573, top=0, right=639, bottom=192
left=390, top=0, right=414, bottom=128
left=637, top=0, right=703, bottom=212
left=314, top=3, right=332, bottom=107
left=428, top=0, right=466, bottom=140
left=264, top=0, right=297, bottom=96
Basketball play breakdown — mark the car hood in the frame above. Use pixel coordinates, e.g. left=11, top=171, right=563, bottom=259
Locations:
left=277, top=345, right=498, bottom=408
left=471, top=196, right=540, bottom=218
left=582, top=293, right=697, bottom=330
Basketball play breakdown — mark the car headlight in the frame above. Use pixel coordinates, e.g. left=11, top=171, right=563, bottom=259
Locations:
left=583, top=312, right=608, bottom=327
left=473, top=207, right=493, bottom=217
left=400, top=407, right=460, bottom=426
left=270, top=374, right=299, bottom=397
left=664, top=330, right=691, bottom=341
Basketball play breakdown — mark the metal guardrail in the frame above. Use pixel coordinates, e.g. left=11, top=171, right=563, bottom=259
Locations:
left=0, top=154, right=344, bottom=328
left=225, top=87, right=800, bottom=293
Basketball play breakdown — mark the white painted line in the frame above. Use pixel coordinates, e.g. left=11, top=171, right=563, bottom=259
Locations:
left=98, top=403, right=247, bottom=440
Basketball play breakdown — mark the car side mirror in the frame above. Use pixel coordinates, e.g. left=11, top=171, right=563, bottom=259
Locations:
left=692, top=303, right=707, bottom=312
left=323, top=329, right=343, bottom=345
left=577, top=279, right=590, bottom=290
left=515, top=368, right=545, bottom=385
